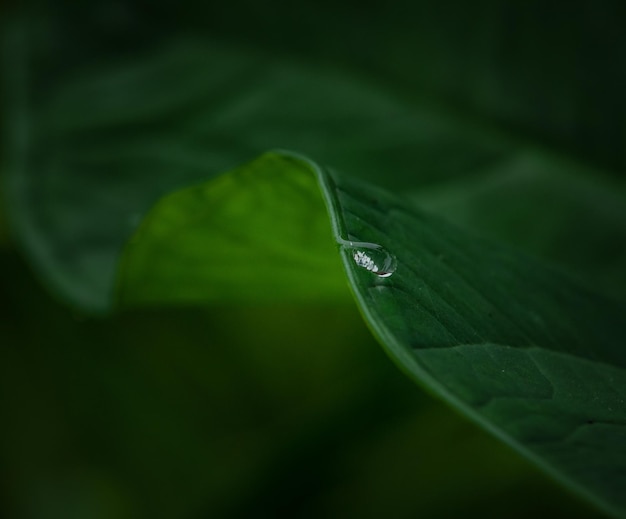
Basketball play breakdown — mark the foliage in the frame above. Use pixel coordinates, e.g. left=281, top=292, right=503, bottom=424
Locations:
left=2, top=1, right=626, bottom=518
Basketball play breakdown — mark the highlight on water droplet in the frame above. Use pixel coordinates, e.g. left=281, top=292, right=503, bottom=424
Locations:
left=338, top=238, right=397, bottom=278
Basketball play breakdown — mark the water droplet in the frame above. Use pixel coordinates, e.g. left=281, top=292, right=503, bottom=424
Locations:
left=338, top=238, right=396, bottom=278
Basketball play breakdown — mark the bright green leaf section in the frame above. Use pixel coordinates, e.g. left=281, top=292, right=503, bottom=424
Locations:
left=118, top=151, right=626, bottom=517
left=117, top=153, right=347, bottom=306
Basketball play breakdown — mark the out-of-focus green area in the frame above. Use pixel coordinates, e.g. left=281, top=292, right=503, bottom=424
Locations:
left=0, top=225, right=604, bottom=518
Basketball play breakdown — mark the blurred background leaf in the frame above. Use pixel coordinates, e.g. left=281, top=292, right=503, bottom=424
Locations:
left=4, top=0, right=626, bottom=310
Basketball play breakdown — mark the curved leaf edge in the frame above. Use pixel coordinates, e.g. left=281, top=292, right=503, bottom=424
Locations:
left=310, top=152, right=624, bottom=519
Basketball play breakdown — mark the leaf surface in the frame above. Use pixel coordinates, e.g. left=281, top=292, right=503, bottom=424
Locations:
left=321, top=163, right=626, bottom=518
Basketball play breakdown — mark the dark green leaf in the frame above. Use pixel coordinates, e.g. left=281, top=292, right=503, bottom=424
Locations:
left=326, top=165, right=626, bottom=519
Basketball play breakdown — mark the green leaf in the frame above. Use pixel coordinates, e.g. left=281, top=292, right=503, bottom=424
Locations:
left=4, top=2, right=626, bottom=516
left=3, top=27, right=503, bottom=310
left=117, top=153, right=348, bottom=306
left=117, top=151, right=626, bottom=517
left=6, top=2, right=626, bottom=310
left=321, top=162, right=626, bottom=519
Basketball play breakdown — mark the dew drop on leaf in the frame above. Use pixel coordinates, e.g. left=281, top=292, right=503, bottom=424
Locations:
left=338, top=239, right=397, bottom=278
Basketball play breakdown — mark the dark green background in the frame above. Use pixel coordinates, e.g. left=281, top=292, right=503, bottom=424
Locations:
left=0, top=237, right=604, bottom=519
